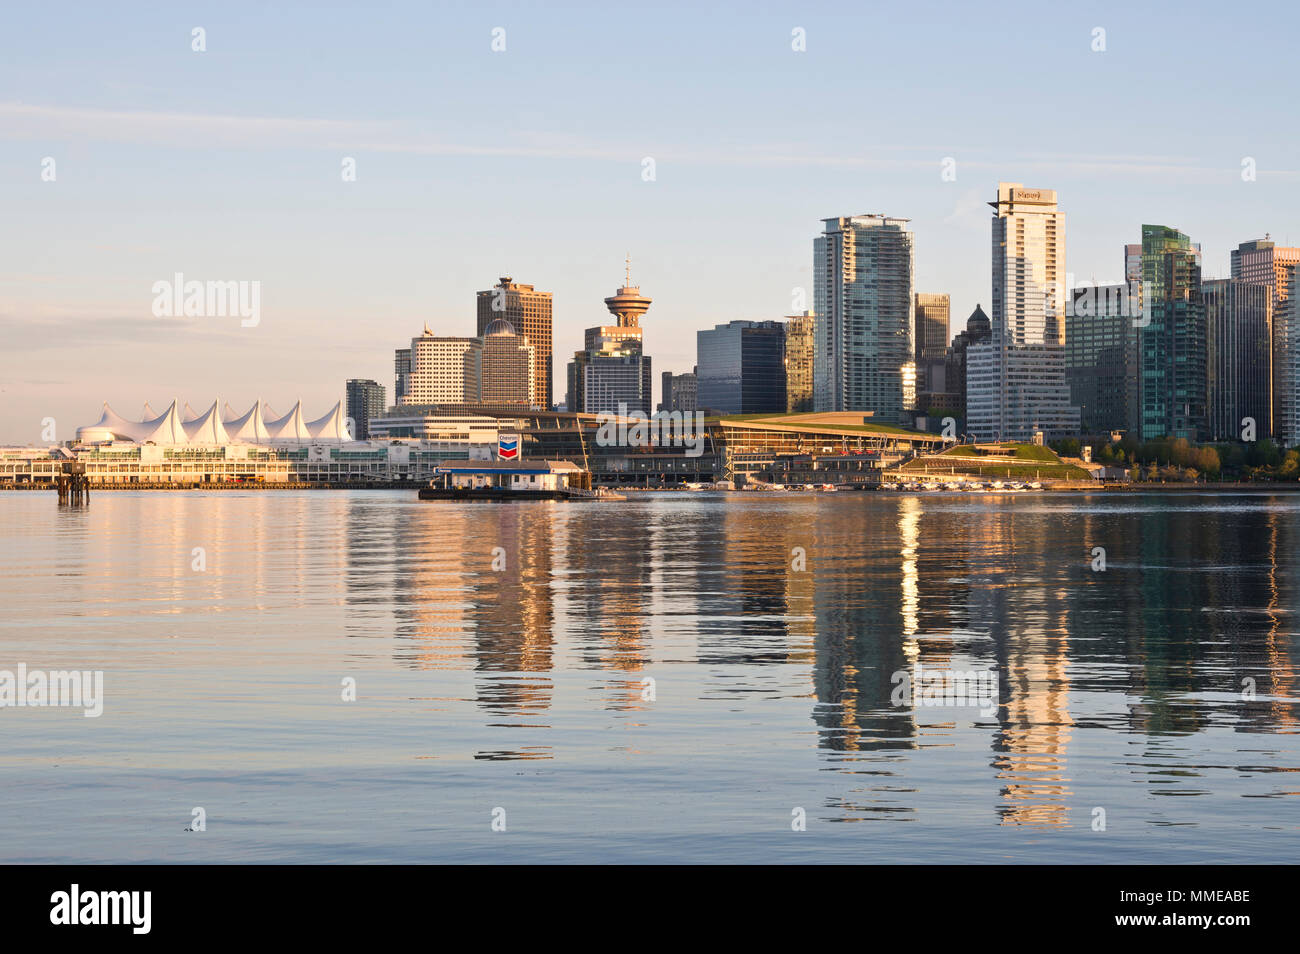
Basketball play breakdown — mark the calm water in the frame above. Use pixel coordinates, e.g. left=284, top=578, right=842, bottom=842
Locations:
left=2, top=490, right=1298, bottom=863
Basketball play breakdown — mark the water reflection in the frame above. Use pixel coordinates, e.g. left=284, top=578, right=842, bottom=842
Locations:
left=335, top=493, right=1300, bottom=822
left=9, top=489, right=1300, bottom=861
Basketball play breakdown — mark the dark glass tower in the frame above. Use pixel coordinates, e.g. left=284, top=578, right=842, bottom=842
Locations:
left=696, top=320, right=788, bottom=414
left=1140, top=226, right=1206, bottom=441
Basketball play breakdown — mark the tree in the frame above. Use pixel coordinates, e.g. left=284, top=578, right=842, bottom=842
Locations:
left=1193, top=446, right=1220, bottom=479
left=1280, top=450, right=1300, bottom=479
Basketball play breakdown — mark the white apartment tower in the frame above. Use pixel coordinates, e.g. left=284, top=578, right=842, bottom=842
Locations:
left=400, top=324, right=480, bottom=405
left=966, top=183, right=1080, bottom=441
left=813, top=215, right=916, bottom=423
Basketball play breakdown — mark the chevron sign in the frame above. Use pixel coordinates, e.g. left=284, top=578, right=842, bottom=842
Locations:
left=498, top=435, right=519, bottom=460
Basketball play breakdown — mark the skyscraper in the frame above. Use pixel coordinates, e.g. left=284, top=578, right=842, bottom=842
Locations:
left=913, top=294, right=949, bottom=357
left=945, top=305, right=992, bottom=417
left=1277, top=266, right=1299, bottom=446
left=1124, top=244, right=1143, bottom=285
left=659, top=369, right=698, bottom=413
left=1203, top=280, right=1272, bottom=441
left=914, top=293, right=950, bottom=397
left=966, top=183, right=1079, bottom=441
left=398, top=324, right=480, bottom=405
left=696, top=320, right=788, bottom=414
left=784, top=312, right=815, bottom=412
left=476, top=319, right=536, bottom=406
left=393, top=349, right=412, bottom=404
left=345, top=379, right=386, bottom=440
left=1139, top=225, right=1206, bottom=441
left=1231, top=238, right=1300, bottom=439
left=567, top=268, right=653, bottom=416
left=477, top=278, right=553, bottom=408
left=1066, top=286, right=1139, bottom=436
left=813, top=215, right=915, bottom=423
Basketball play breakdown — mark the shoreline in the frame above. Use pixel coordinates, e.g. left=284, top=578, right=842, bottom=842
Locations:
left=5, top=481, right=1300, bottom=494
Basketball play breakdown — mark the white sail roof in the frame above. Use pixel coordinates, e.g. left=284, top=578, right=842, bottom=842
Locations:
left=265, top=400, right=310, bottom=440
left=131, top=401, right=188, bottom=445
left=77, top=399, right=350, bottom=446
left=224, top=399, right=272, bottom=442
left=181, top=400, right=231, bottom=444
left=306, top=402, right=347, bottom=440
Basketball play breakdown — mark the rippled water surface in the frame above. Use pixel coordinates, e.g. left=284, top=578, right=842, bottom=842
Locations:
left=2, top=490, right=1298, bottom=862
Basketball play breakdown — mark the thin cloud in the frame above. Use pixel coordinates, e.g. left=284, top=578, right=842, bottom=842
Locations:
left=5, top=101, right=1293, bottom=179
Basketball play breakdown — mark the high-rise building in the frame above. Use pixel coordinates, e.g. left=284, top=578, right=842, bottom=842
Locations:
left=945, top=305, right=991, bottom=416
left=1277, top=267, right=1300, bottom=446
left=1124, top=244, right=1143, bottom=285
left=967, top=183, right=1080, bottom=441
left=1231, top=238, right=1300, bottom=439
left=394, top=320, right=534, bottom=408
left=398, top=324, right=480, bottom=405
left=1230, top=237, right=1300, bottom=294
left=915, top=295, right=946, bottom=374
left=659, top=369, right=698, bottom=413
left=697, top=320, right=787, bottom=414
left=345, top=379, right=386, bottom=440
left=394, top=349, right=412, bottom=403
left=813, top=215, right=915, bottom=423
left=476, top=319, right=536, bottom=405
left=784, top=312, right=815, bottom=412
left=1139, top=225, right=1206, bottom=441
left=477, top=278, right=553, bottom=408
left=1065, top=286, right=1139, bottom=436
left=567, top=269, right=653, bottom=416
left=569, top=339, right=652, bottom=416
left=1203, top=280, right=1272, bottom=441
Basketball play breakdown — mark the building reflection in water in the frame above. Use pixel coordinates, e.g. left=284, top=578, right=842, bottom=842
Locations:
left=808, top=497, right=920, bottom=756
left=340, top=492, right=1298, bottom=804
left=562, top=506, right=655, bottom=711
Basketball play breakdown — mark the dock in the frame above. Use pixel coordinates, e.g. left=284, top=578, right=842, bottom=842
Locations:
left=418, top=459, right=624, bottom=502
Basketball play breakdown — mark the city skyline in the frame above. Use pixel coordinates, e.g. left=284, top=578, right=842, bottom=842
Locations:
left=5, top=2, right=1300, bottom=442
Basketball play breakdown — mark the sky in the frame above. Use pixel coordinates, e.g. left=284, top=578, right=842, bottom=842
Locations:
left=3, top=0, right=1299, bottom=443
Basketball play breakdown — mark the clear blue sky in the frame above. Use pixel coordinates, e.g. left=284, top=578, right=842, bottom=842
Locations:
left=3, top=0, right=1298, bottom=442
